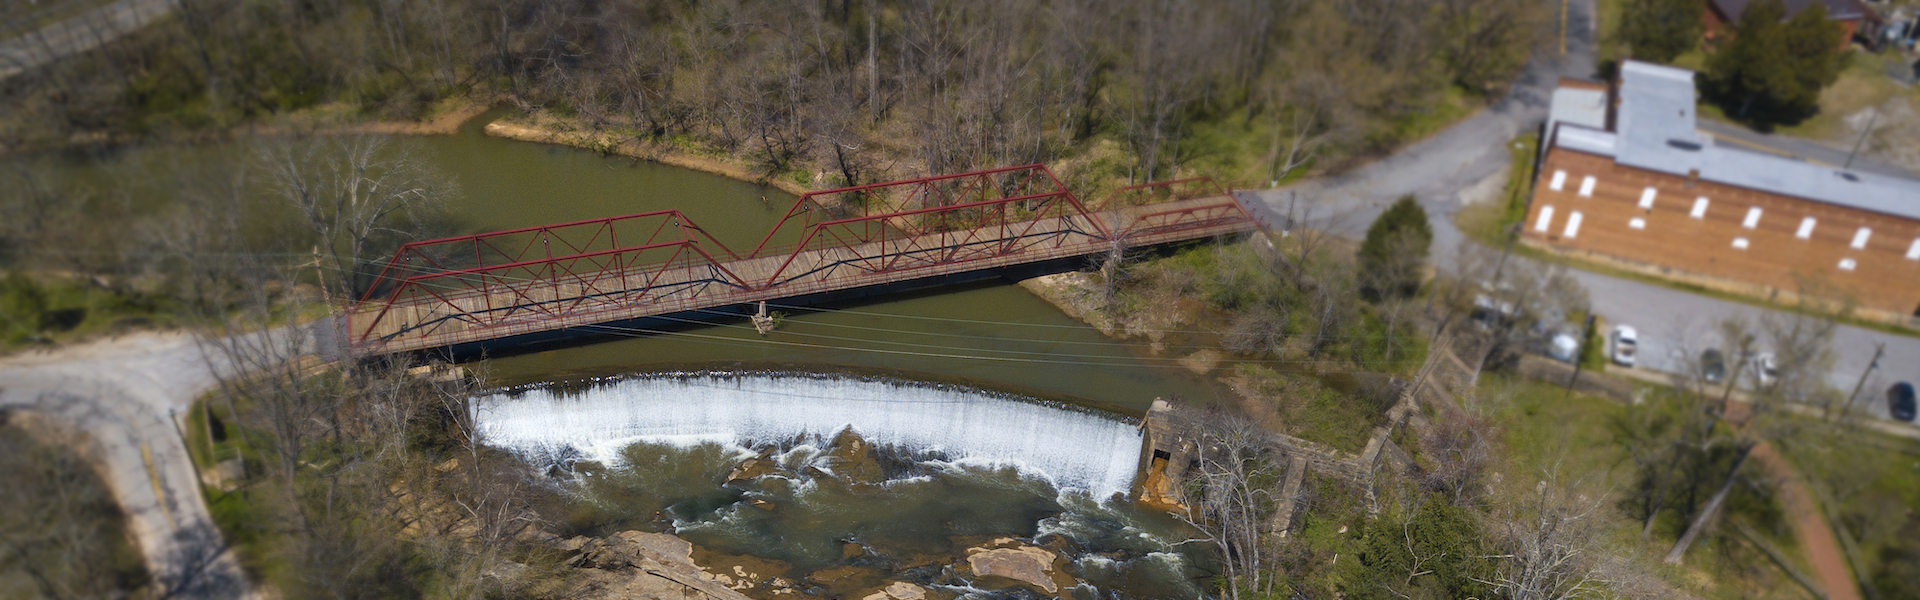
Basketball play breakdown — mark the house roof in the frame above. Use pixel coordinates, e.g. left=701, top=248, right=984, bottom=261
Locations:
left=1709, top=0, right=1870, bottom=22
left=1556, top=60, right=1920, bottom=222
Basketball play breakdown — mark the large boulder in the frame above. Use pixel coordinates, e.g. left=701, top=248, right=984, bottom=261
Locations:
left=964, top=540, right=1070, bottom=595
left=824, top=427, right=886, bottom=484
left=861, top=581, right=932, bottom=600
left=572, top=530, right=693, bottom=569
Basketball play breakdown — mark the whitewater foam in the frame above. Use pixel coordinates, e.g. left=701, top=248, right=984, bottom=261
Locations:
left=473, top=374, right=1143, bottom=499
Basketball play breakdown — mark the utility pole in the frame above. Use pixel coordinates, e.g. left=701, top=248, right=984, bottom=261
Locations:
left=1844, top=108, right=1879, bottom=171
left=1559, top=311, right=1589, bottom=400
left=1840, top=342, right=1886, bottom=420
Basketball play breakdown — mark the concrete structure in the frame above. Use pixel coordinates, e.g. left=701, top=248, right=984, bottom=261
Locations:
left=1526, top=60, right=1920, bottom=321
left=1704, top=0, right=1875, bottom=50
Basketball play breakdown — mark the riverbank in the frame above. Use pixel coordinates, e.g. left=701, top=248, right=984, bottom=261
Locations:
left=482, top=114, right=812, bottom=197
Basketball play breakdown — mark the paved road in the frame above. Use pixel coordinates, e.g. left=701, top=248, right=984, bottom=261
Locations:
left=1247, top=0, right=1920, bottom=425
left=0, top=333, right=259, bottom=599
left=0, top=0, right=171, bottom=80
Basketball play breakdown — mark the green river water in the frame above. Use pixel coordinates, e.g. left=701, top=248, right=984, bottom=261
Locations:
left=22, top=116, right=1227, bottom=598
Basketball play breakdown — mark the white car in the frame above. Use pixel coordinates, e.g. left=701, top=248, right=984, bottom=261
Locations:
left=1548, top=332, right=1580, bottom=363
left=1611, top=325, right=1638, bottom=367
left=1751, top=353, right=1779, bottom=387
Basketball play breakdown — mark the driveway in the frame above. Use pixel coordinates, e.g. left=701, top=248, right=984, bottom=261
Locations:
left=0, top=333, right=259, bottom=599
left=1247, top=0, right=1920, bottom=425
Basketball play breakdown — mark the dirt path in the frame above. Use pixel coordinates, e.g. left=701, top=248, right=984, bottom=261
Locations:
left=1751, top=441, right=1860, bottom=600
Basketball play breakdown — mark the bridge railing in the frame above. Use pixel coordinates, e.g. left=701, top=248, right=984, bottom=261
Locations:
left=1091, top=177, right=1262, bottom=243
left=349, top=236, right=747, bottom=349
left=355, top=210, right=739, bottom=306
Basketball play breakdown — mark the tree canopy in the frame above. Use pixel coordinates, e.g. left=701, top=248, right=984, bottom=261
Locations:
left=1359, top=195, right=1433, bottom=300
left=1702, top=0, right=1845, bottom=126
left=1618, top=0, right=1704, bottom=63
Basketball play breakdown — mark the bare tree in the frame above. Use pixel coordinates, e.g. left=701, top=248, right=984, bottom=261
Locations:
left=1490, top=471, right=1611, bottom=600
left=1419, top=408, right=1498, bottom=506
left=261, top=135, right=452, bottom=301
left=1171, top=406, right=1280, bottom=600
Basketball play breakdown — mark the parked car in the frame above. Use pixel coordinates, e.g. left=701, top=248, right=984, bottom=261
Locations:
left=1611, top=325, right=1637, bottom=367
left=1750, top=353, right=1779, bottom=387
left=1548, top=332, right=1580, bottom=363
left=1701, top=349, right=1726, bottom=384
left=1472, top=292, right=1517, bottom=329
left=1890, top=382, right=1916, bottom=422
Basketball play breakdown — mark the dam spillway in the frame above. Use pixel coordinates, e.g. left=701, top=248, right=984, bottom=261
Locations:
left=473, top=373, right=1145, bottom=500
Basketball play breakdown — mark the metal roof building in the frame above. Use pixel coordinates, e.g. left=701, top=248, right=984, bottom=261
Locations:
left=1527, top=60, right=1920, bottom=322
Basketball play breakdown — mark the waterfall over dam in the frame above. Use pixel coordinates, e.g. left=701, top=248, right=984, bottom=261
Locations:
left=474, top=373, right=1144, bottom=499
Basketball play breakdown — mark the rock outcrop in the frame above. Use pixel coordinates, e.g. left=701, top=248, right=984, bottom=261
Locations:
left=861, top=581, right=932, bottom=600
left=963, top=539, right=1072, bottom=595
left=562, top=531, right=753, bottom=600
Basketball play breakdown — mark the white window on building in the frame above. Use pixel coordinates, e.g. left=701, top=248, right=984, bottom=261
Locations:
left=1548, top=170, right=1567, bottom=192
left=1796, top=217, right=1816, bottom=240
left=1578, top=176, right=1597, bottom=198
left=1638, top=187, right=1657, bottom=209
left=1690, top=197, right=1709, bottom=219
left=1742, top=207, right=1762, bottom=229
left=1564, top=211, right=1584, bottom=239
left=1839, top=258, right=1858, bottom=271
left=1851, top=227, right=1872, bottom=250
left=1732, top=237, right=1749, bottom=250
left=1629, top=217, right=1647, bottom=230
left=1906, top=238, right=1920, bottom=261
left=1535, top=206, right=1555, bottom=233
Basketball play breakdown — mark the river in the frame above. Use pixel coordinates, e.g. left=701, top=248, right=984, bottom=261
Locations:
left=17, top=116, right=1229, bottom=597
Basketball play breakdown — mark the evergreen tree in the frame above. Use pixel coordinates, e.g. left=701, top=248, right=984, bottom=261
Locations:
left=1618, top=0, right=1703, bottom=63
left=1344, top=498, right=1497, bottom=600
left=1359, top=195, right=1432, bottom=301
left=1702, top=0, right=1844, bottom=125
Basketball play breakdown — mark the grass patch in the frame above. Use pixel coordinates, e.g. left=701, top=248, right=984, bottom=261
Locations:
left=1392, top=86, right=1479, bottom=144
left=1696, top=51, right=1909, bottom=141
left=1232, top=364, right=1394, bottom=454
left=1, top=270, right=183, bottom=352
left=1457, top=131, right=1540, bottom=245
left=1483, top=374, right=1630, bottom=488
left=1771, top=52, right=1907, bottom=140
left=1480, top=373, right=1813, bottom=599
left=1775, top=422, right=1920, bottom=599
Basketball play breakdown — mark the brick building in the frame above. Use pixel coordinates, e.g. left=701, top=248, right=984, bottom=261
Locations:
left=1703, top=0, right=1874, bottom=51
left=1525, top=60, right=1920, bottom=319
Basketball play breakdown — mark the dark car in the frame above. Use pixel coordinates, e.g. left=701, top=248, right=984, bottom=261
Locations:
left=1701, top=349, right=1726, bottom=384
left=1890, top=383, right=1916, bottom=422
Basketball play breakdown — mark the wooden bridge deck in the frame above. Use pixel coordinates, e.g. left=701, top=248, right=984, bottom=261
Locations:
left=348, top=196, right=1259, bottom=354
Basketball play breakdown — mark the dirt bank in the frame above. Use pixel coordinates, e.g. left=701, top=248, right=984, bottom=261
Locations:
left=482, top=117, right=812, bottom=196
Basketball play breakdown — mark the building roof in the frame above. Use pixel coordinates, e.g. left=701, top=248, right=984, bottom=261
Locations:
left=1547, top=81, right=1609, bottom=133
left=1554, top=60, right=1920, bottom=222
left=1709, top=0, right=1870, bottom=22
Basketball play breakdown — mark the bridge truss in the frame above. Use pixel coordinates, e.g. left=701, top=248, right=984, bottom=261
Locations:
left=347, top=164, right=1264, bottom=354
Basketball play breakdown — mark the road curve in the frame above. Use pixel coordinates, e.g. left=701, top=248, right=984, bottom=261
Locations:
left=0, top=332, right=255, bottom=599
left=0, top=0, right=172, bottom=80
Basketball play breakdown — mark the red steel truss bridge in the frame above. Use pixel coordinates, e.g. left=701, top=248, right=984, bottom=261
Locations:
left=347, top=164, right=1265, bottom=355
